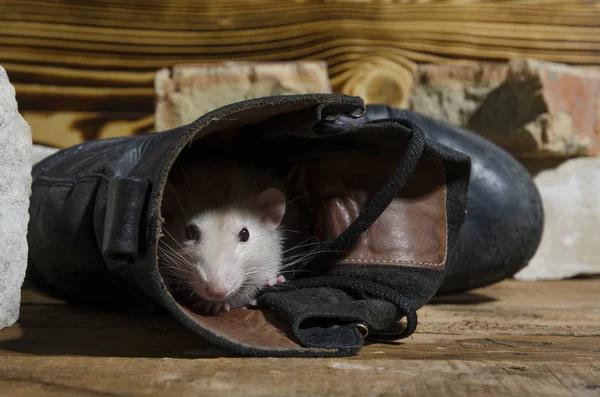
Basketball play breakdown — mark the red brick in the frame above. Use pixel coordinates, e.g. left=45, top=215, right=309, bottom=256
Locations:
left=468, top=59, right=600, bottom=157
left=409, top=62, right=509, bottom=127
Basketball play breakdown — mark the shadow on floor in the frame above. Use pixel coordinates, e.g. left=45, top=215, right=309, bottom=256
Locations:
left=429, top=291, right=496, bottom=305
left=3, top=286, right=499, bottom=359
left=0, top=302, right=236, bottom=359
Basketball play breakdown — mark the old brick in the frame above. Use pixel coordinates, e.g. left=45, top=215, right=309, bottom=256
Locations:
left=154, top=61, right=332, bottom=131
left=409, top=62, right=509, bottom=127
left=468, top=59, right=600, bottom=157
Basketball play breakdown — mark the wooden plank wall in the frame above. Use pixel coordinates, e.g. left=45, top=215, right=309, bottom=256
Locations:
left=1, top=0, right=599, bottom=148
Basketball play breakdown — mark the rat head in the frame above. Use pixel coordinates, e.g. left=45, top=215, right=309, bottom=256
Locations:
left=160, top=185, right=287, bottom=304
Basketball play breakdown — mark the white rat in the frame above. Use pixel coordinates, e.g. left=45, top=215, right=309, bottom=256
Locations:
left=158, top=161, right=287, bottom=315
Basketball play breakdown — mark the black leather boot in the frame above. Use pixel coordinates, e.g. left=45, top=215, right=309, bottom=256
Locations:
left=26, top=94, right=471, bottom=357
left=337, top=105, right=544, bottom=294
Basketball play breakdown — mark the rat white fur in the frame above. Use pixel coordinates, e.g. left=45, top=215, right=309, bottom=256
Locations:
left=158, top=161, right=287, bottom=314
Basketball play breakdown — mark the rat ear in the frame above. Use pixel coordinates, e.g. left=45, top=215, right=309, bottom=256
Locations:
left=254, top=188, right=286, bottom=231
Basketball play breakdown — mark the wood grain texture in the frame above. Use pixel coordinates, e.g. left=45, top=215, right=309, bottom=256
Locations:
left=1, top=356, right=599, bottom=397
left=22, top=111, right=154, bottom=148
left=1, top=0, right=598, bottom=120
left=1, top=279, right=599, bottom=396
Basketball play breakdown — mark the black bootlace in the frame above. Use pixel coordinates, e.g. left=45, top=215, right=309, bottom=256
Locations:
left=265, top=117, right=428, bottom=341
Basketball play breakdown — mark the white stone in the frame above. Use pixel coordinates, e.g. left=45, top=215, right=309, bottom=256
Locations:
left=515, top=157, right=600, bottom=281
left=0, top=65, right=33, bottom=330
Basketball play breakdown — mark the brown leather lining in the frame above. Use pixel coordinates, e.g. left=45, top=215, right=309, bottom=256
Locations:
left=291, top=156, right=448, bottom=270
left=178, top=304, right=304, bottom=350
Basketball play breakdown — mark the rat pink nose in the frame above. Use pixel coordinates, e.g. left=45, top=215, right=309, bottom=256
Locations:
left=204, top=282, right=229, bottom=299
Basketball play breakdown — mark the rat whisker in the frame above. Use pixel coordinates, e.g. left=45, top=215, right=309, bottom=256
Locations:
left=282, top=241, right=323, bottom=254
left=282, top=239, right=323, bottom=254
left=278, top=269, right=320, bottom=276
left=158, top=243, right=196, bottom=269
left=159, top=229, right=188, bottom=253
left=280, top=250, right=344, bottom=270
left=279, top=229, right=313, bottom=235
left=239, top=266, right=264, bottom=274
left=170, top=283, right=190, bottom=294
left=158, top=255, right=194, bottom=274
left=238, top=282, right=262, bottom=290
left=282, top=248, right=343, bottom=264
left=227, top=251, right=241, bottom=284
left=282, top=249, right=325, bottom=261
left=159, top=264, right=194, bottom=278
left=157, top=256, right=187, bottom=271
left=157, top=265, right=186, bottom=274
left=285, top=189, right=314, bottom=205
left=182, top=289, right=197, bottom=303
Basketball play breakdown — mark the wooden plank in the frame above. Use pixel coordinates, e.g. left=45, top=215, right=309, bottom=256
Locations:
left=22, top=111, right=154, bottom=148
left=3, top=279, right=599, bottom=396
left=15, top=279, right=600, bottom=337
left=424, top=278, right=600, bottom=337
left=0, top=356, right=598, bottom=397
left=14, top=85, right=155, bottom=113
left=2, top=320, right=599, bottom=362
left=1, top=0, right=599, bottom=114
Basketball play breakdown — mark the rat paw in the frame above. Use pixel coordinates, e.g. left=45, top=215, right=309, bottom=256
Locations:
left=261, top=275, right=286, bottom=290
left=267, top=275, right=286, bottom=287
left=192, top=300, right=230, bottom=315
left=238, top=299, right=261, bottom=310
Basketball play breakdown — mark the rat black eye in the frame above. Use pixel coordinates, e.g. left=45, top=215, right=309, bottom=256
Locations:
left=238, top=227, right=249, bottom=242
left=186, top=224, right=201, bottom=242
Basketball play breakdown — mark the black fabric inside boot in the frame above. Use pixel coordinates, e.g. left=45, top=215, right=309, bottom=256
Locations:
left=257, top=286, right=401, bottom=349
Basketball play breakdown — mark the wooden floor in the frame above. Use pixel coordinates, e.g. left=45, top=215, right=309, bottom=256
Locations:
left=1, top=278, right=599, bottom=397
